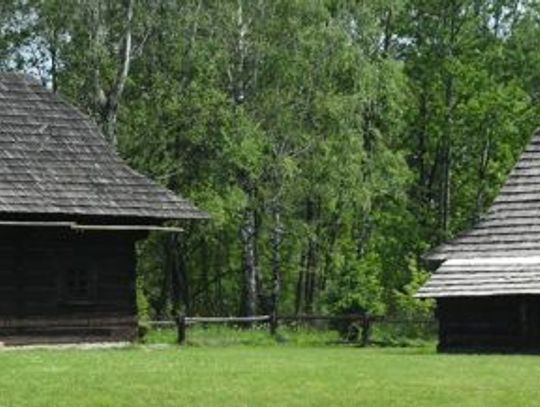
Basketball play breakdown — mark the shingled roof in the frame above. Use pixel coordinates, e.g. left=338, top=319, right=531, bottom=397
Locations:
left=0, top=73, right=206, bottom=221
left=418, top=129, right=540, bottom=298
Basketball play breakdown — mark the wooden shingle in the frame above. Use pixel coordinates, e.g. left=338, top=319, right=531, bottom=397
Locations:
left=0, top=73, right=206, bottom=221
left=426, top=129, right=540, bottom=262
left=420, top=128, right=540, bottom=297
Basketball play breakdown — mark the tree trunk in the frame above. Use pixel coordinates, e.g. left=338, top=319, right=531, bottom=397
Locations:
left=417, top=87, right=428, bottom=198
left=50, top=42, right=58, bottom=93
left=156, top=237, right=172, bottom=319
left=232, top=1, right=259, bottom=319
left=474, top=133, right=491, bottom=221
left=304, top=236, right=317, bottom=314
left=295, top=198, right=318, bottom=315
left=304, top=199, right=318, bottom=314
left=200, top=238, right=211, bottom=313
left=103, top=0, right=134, bottom=146
left=440, top=127, right=451, bottom=236
left=295, top=254, right=306, bottom=315
left=231, top=0, right=248, bottom=104
left=440, top=2, right=457, bottom=238
left=270, top=208, right=283, bottom=334
left=382, top=7, right=393, bottom=56
left=169, top=236, right=181, bottom=317
left=169, top=234, right=191, bottom=316
left=241, top=206, right=258, bottom=317
left=90, top=0, right=134, bottom=147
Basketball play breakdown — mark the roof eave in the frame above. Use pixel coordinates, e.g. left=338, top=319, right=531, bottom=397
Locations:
left=416, top=290, right=540, bottom=299
left=421, top=247, right=448, bottom=271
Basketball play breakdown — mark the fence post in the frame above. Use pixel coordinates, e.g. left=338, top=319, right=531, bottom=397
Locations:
left=361, top=314, right=371, bottom=347
left=270, top=313, right=278, bottom=336
left=176, top=314, right=186, bottom=345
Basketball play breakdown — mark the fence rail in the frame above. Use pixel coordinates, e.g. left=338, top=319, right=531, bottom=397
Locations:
left=186, top=315, right=271, bottom=324
left=149, top=314, right=372, bottom=326
left=278, top=314, right=367, bottom=321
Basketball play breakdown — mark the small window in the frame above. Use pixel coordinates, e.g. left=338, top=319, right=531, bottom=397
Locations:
left=65, top=268, right=92, bottom=301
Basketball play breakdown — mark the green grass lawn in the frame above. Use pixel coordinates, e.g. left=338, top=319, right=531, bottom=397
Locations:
left=1, top=343, right=540, bottom=406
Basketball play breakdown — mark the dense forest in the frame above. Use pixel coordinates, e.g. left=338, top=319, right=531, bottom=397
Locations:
left=2, top=0, right=539, bottom=321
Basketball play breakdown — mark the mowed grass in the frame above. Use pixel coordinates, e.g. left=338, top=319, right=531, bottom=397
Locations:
left=1, top=342, right=540, bottom=406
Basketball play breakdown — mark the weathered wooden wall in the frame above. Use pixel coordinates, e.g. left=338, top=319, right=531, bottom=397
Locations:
left=0, top=226, right=141, bottom=345
left=437, top=295, right=540, bottom=352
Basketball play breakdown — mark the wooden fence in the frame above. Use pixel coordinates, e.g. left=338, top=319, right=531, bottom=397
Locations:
left=147, top=314, right=432, bottom=346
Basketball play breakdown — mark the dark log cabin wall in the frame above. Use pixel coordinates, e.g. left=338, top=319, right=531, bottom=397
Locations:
left=437, top=296, right=540, bottom=352
left=0, top=226, right=142, bottom=345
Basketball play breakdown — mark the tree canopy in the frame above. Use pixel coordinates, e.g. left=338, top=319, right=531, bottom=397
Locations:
left=3, top=0, right=539, bottom=320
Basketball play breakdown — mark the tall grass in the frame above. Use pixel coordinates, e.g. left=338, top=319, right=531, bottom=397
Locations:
left=143, top=321, right=436, bottom=348
left=144, top=324, right=341, bottom=347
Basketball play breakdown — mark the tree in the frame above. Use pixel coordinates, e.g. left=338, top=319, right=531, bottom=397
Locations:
left=401, top=0, right=537, bottom=245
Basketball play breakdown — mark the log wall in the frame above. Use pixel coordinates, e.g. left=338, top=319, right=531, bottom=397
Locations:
left=0, top=227, right=140, bottom=345
left=437, top=295, right=540, bottom=352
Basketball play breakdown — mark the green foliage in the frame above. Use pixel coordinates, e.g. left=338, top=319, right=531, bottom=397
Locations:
left=326, top=252, right=386, bottom=316
left=402, top=0, right=538, bottom=242
left=136, top=276, right=151, bottom=323
left=115, top=0, right=414, bottom=318
left=392, top=258, right=435, bottom=320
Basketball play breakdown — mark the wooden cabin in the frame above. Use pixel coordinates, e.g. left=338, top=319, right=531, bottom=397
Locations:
left=0, top=73, right=207, bottom=345
left=418, top=129, right=540, bottom=352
